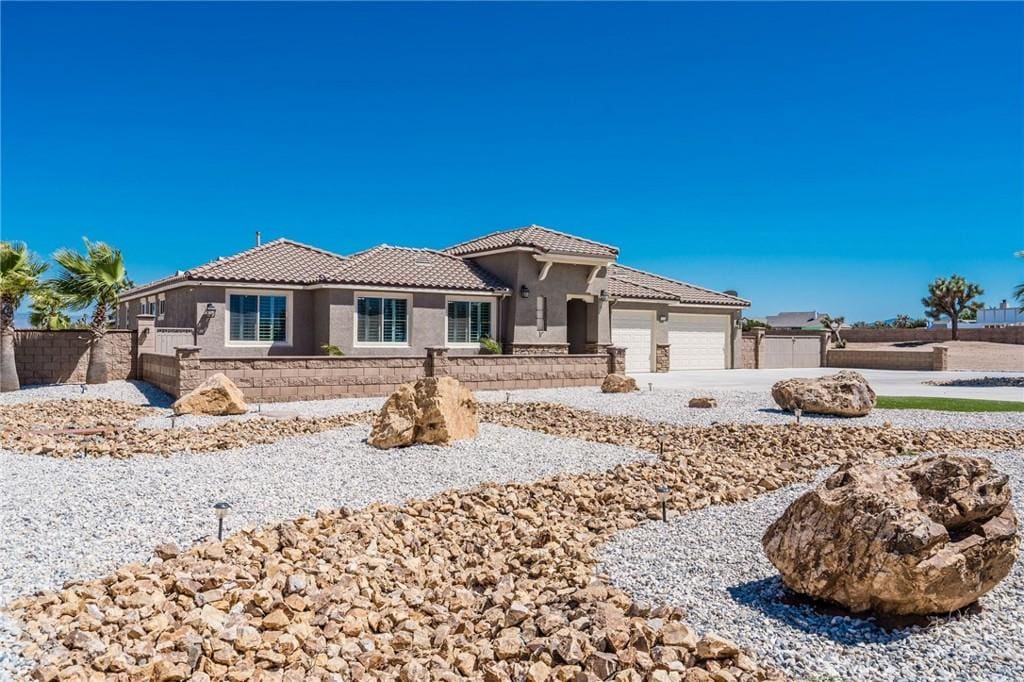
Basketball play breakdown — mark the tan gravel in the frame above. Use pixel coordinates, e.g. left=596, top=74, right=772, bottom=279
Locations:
left=7, top=402, right=1023, bottom=681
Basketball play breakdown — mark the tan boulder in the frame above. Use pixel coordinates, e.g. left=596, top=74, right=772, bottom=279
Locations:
left=770, top=370, right=875, bottom=417
left=688, top=397, right=717, bottom=409
left=368, top=377, right=478, bottom=448
left=601, top=374, right=638, bottom=393
left=172, top=373, right=248, bottom=416
left=762, top=453, right=1019, bottom=615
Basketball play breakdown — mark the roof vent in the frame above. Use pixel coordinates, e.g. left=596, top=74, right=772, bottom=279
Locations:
left=414, top=256, right=433, bottom=266
left=724, top=290, right=738, bottom=296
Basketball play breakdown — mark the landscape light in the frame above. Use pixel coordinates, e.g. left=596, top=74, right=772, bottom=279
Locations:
left=170, top=415, right=177, bottom=428
left=506, top=392, right=511, bottom=404
left=658, top=435, right=665, bottom=457
left=81, top=385, right=86, bottom=394
left=214, top=502, right=231, bottom=540
left=656, top=485, right=670, bottom=523
left=795, top=408, right=802, bottom=425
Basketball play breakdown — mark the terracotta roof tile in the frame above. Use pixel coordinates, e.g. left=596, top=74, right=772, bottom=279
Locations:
left=608, top=263, right=749, bottom=307
left=444, top=225, right=618, bottom=258
left=322, top=246, right=509, bottom=292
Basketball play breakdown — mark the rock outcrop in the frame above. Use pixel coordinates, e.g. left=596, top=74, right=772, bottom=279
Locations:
left=171, top=373, right=248, bottom=416
left=369, top=377, right=478, bottom=448
left=771, top=371, right=875, bottom=417
left=762, top=453, right=1019, bottom=615
left=688, top=397, right=718, bottom=409
left=601, top=374, right=638, bottom=393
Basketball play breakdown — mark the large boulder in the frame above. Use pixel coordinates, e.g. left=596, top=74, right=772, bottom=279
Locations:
left=771, top=371, right=875, bottom=417
left=172, top=373, right=248, bottom=416
left=369, top=377, right=478, bottom=448
left=762, top=453, right=1019, bottom=615
left=601, top=374, right=638, bottom=393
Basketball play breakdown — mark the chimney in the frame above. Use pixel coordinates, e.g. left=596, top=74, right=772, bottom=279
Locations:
left=1000, top=299, right=1008, bottom=309
left=256, top=230, right=261, bottom=246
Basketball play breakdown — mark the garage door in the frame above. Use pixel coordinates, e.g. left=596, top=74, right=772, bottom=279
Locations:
left=667, top=313, right=729, bottom=370
left=611, top=309, right=653, bottom=373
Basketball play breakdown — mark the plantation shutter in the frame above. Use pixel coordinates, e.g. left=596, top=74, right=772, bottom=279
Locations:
left=229, top=295, right=258, bottom=341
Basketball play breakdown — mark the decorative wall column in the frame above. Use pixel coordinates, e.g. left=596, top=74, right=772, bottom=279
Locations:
left=606, top=346, right=626, bottom=375
left=932, top=346, right=949, bottom=371
left=174, top=345, right=202, bottom=395
left=655, top=343, right=670, bottom=372
left=135, top=314, right=156, bottom=360
left=425, top=346, right=450, bottom=377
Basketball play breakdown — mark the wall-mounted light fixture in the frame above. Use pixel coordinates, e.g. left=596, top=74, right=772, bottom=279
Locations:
left=205, top=303, right=217, bottom=317
left=520, top=285, right=530, bottom=299
left=599, top=289, right=609, bottom=302
left=658, top=312, right=669, bottom=323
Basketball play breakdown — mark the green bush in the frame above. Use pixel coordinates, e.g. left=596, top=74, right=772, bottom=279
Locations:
left=321, top=344, right=344, bottom=356
left=479, top=337, right=502, bottom=355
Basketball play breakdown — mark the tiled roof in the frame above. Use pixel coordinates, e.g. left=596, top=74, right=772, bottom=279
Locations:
left=606, top=277, right=678, bottom=301
left=766, top=311, right=824, bottom=328
left=608, top=264, right=749, bottom=307
left=122, top=239, right=348, bottom=297
left=322, top=246, right=509, bottom=292
left=444, top=225, right=619, bottom=258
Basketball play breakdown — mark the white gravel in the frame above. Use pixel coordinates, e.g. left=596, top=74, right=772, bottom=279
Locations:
left=478, top=387, right=1024, bottom=430
left=0, top=380, right=172, bottom=407
left=0, top=424, right=651, bottom=603
left=598, top=450, right=1024, bottom=682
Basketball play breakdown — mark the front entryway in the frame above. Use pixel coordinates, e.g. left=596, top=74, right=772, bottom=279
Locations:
left=566, top=298, right=588, bottom=354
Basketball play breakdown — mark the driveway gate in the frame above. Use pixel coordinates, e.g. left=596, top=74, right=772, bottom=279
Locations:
left=760, top=335, right=821, bottom=368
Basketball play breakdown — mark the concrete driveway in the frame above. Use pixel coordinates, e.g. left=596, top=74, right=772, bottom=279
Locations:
left=630, top=368, right=1024, bottom=402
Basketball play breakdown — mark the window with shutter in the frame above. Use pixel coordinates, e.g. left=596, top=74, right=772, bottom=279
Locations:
left=357, top=296, right=409, bottom=344
left=228, top=293, right=287, bottom=343
left=447, top=300, right=492, bottom=343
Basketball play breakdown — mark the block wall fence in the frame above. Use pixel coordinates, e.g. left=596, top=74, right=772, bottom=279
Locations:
left=840, top=327, right=1023, bottom=344
left=12, top=329, right=137, bottom=385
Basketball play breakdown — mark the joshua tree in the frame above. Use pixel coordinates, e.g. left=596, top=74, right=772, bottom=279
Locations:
left=893, top=314, right=913, bottom=328
left=29, top=286, right=71, bottom=330
left=0, top=241, right=48, bottom=391
left=52, top=239, right=129, bottom=384
left=922, top=275, right=984, bottom=341
left=818, top=314, right=845, bottom=344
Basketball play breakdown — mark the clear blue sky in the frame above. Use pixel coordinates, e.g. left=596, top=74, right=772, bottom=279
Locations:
left=3, top=1, right=1021, bottom=323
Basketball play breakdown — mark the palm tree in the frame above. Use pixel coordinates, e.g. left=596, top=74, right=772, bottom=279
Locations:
left=1014, top=251, right=1023, bottom=303
left=922, top=275, right=984, bottom=341
left=0, top=241, right=48, bottom=391
left=52, top=239, right=129, bottom=384
left=29, top=286, right=71, bottom=330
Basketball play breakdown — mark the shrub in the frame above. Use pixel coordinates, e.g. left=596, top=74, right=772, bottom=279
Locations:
left=479, top=337, right=502, bottom=355
left=321, top=344, right=344, bottom=356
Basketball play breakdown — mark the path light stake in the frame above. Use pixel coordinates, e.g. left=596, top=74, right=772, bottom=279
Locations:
left=656, top=485, right=670, bottom=522
left=658, top=434, right=665, bottom=458
left=506, top=392, right=511, bottom=404
left=81, top=385, right=86, bottom=394
left=648, top=382, right=653, bottom=392
left=214, top=502, right=231, bottom=540
left=171, top=416, right=177, bottom=429
left=795, top=407, right=802, bottom=425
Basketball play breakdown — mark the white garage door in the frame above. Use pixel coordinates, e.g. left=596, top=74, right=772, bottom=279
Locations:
left=667, top=313, right=729, bottom=370
left=611, top=309, right=654, bottom=373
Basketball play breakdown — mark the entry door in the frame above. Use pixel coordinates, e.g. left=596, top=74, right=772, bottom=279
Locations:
left=667, top=313, right=728, bottom=370
left=611, top=309, right=654, bottom=372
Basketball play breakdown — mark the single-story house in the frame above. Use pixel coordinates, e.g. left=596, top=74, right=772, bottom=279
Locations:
left=118, top=225, right=750, bottom=372
left=765, top=310, right=829, bottom=330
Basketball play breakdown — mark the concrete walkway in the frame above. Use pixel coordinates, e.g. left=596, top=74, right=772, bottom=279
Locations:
left=630, top=368, right=1024, bottom=402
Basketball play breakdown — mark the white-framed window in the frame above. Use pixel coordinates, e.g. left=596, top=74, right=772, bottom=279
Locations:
left=536, top=296, right=547, bottom=331
left=157, top=297, right=165, bottom=320
left=355, top=294, right=409, bottom=345
left=226, top=290, right=291, bottom=345
left=446, top=297, right=494, bottom=345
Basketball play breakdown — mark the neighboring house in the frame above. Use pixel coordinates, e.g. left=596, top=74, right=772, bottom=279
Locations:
left=976, top=300, right=1024, bottom=327
left=118, top=225, right=750, bottom=372
left=765, top=311, right=828, bottom=330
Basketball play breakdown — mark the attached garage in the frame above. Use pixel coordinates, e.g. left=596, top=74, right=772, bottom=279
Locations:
left=666, top=313, right=730, bottom=370
left=611, top=309, right=653, bottom=373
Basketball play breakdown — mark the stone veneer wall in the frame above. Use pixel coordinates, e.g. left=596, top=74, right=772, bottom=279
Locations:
left=826, top=347, right=947, bottom=371
left=12, top=330, right=137, bottom=385
left=505, top=343, right=570, bottom=355
left=841, top=327, right=1023, bottom=345
left=445, top=354, right=608, bottom=390
left=740, top=335, right=758, bottom=369
left=140, top=353, right=180, bottom=397
left=145, top=346, right=626, bottom=401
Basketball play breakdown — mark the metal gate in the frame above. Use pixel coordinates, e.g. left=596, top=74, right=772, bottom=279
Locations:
left=760, top=336, right=821, bottom=368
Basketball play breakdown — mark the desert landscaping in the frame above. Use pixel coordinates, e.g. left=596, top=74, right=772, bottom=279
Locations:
left=0, top=368, right=1021, bottom=682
